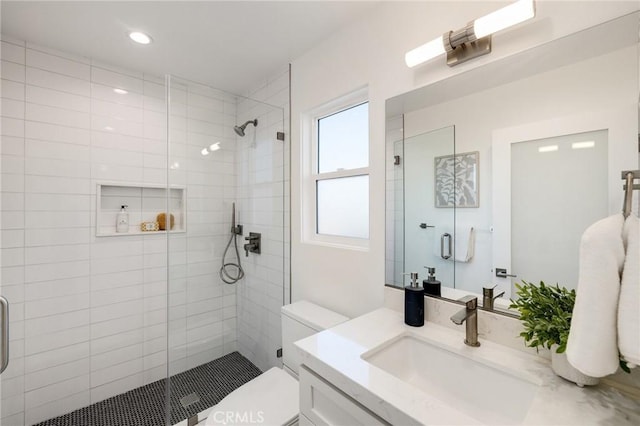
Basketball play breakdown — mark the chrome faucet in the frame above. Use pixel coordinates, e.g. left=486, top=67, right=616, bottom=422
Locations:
left=450, top=295, right=480, bottom=347
left=482, top=285, right=505, bottom=310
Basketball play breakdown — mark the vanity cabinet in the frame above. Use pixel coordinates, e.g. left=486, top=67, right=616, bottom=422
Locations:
left=299, top=365, right=389, bottom=426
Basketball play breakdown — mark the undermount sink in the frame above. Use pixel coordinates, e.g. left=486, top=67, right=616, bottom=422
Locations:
left=361, top=333, right=540, bottom=425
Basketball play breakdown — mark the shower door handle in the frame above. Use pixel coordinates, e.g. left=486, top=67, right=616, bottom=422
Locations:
left=441, top=233, right=452, bottom=260
left=0, top=296, right=8, bottom=374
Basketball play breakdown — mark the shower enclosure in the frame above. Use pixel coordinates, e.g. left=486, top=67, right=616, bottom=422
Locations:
left=166, top=76, right=288, bottom=424
left=0, top=36, right=288, bottom=425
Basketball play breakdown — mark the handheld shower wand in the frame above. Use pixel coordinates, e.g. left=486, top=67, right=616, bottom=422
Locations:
left=220, top=203, right=244, bottom=284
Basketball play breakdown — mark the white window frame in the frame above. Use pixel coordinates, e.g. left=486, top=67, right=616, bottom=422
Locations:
left=301, top=87, right=370, bottom=250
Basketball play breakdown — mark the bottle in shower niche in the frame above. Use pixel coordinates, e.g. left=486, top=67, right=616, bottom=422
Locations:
left=116, top=205, right=129, bottom=233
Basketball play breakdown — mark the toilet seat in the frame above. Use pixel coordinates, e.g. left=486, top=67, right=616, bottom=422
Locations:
left=206, top=367, right=299, bottom=425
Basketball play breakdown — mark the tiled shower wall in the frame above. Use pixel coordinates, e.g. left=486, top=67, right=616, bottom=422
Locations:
left=167, top=78, right=239, bottom=376
left=235, top=66, right=289, bottom=372
left=0, top=36, right=246, bottom=425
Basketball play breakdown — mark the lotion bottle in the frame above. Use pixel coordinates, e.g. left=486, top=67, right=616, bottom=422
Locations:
left=423, top=267, right=441, bottom=297
left=116, top=205, right=129, bottom=233
left=404, top=272, right=424, bottom=327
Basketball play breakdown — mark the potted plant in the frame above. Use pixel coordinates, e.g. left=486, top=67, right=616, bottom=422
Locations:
left=509, top=280, right=600, bottom=387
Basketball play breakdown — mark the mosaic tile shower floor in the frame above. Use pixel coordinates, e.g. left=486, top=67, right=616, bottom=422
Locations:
left=34, top=352, right=262, bottom=426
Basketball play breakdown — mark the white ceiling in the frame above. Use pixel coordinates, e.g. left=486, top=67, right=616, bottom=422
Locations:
left=1, top=1, right=378, bottom=94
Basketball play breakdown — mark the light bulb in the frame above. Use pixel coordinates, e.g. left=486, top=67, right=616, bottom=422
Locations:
left=129, top=31, right=152, bottom=45
left=474, top=0, right=535, bottom=39
left=405, top=35, right=446, bottom=68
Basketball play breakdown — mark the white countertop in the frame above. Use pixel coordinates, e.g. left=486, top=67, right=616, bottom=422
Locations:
left=294, top=308, right=640, bottom=425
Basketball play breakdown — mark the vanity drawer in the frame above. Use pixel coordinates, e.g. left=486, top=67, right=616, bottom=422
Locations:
left=299, top=365, right=389, bottom=426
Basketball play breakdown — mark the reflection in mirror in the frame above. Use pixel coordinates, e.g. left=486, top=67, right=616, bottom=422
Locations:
left=510, top=130, right=608, bottom=291
left=385, top=12, right=639, bottom=316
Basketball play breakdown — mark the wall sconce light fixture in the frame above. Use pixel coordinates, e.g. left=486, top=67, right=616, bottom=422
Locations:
left=405, top=0, right=535, bottom=68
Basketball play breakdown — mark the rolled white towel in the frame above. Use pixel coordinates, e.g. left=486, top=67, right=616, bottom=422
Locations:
left=566, top=214, right=625, bottom=377
left=618, top=214, right=640, bottom=367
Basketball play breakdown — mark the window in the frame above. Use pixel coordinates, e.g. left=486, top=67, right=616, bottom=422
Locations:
left=302, top=89, right=369, bottom=248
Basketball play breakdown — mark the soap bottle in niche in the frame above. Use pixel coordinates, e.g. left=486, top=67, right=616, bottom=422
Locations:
left=404, top=272, right=424, bottom=327
left=423, top=267, right=441, bottom=297
left=116, top=205, right=129, bottom=233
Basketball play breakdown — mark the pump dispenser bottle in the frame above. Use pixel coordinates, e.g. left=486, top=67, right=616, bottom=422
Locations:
left=116, top=205, right=129, bottom=233
left=404, top=272, right=424, bottom=327
left=423, top=267, right=441, bottom=297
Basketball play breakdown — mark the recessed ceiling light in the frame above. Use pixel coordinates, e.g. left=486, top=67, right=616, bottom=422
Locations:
left=129, top=31, right=152, bottom=45
left=571, top=141, right=595, bottom=150
left=113, top=88, right=128, bottom=95
left=538, top=145, right=559, bottom=153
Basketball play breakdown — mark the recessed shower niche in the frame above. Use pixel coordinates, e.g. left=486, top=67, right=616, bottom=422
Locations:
left=96, top=183, right=186, bottom=236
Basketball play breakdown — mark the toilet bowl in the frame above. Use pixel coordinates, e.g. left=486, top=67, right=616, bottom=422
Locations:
left=205, top=301, right=348, bottom=425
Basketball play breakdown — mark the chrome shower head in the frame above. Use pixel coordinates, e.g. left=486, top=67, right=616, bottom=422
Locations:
left=234, top=119, right=258, bottom=137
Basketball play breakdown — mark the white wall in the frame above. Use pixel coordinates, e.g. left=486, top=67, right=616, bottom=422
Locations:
left=290, top=1, right=639, bottom=318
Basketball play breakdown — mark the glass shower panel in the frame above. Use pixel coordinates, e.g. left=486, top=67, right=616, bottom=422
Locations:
left=166, top=76, right=285, bottom=425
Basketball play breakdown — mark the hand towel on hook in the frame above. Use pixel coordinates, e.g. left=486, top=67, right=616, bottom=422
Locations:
left=618, top=214, right=640, bottom=367
left=567, top=214, right=625, bottom=377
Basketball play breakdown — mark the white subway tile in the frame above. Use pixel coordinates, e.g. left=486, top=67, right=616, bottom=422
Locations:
left=91, top=67, right=143, bottom=94
left=25, top=243, right=90, bottom=265
left=25, top=139, right=89, bottom=162
left=25, top=276, right=89, bottom=301
left=91, top=343, right=143, bottom=372
left=24, top=374, right=90, bottom=410
left=1, top=78, right=25, bottom=101
left=1, top=229, right=23, bottom=248
left=1, top=154, right=24, bottom=175
left=1, top=172, right=24, bottom=193
left=1, top=40, right=25, bottom=64
left=1, top=98, right=24, bottom=119
left=26, top=49, right=90, bottom=80
left=91, top=98, right=144, bottom=122
left=25, top=292, right=90, bottom=319
left=24, top=325, right=90, bottom=355
left=1, top=136, right=24, bottom=157
left=91, top=328, right=143, bottom=354
left=91, top=61, right=142, bottom=80
left=91, top=82, right=144, bottom=108
left=91, top=146, right=143, bottom=167
left=24, top=260, right=90, bottom=283
left=91, top=313, right=143, bottom=339
left=90, top=372, right=143, bottom=405
left=26, top=103, right=90, bottom=129
left=91, top=298, right=143, bottom=324
left=26, top=84, right=90, bottom=112
left=25, top=389, right=90, bottom=426
left=2, top=60, right=25, bottom=82
left=91, top=269, right=144, bottom=292
left=26, top=157, right=90, bottom=179
left=25, top=342, right=89, bottom=373
left=1, top=247, right=23, bottom=267
left=0, top=211, right=24, bottom=230
left=26, top=66, right=89, bottom=96
left=1, top=117, right=24, bottom=137
left=24, top=357, right=90, bottom=392
left=25, top=175, right=91, bottom=195
left=91, top=115, right=143, bottom=137
left=90, top=284, right=143, bottom=308
left=25, top=121, right=91, bottom=145
left=25, top=227, right=90, bottom=247
left=26, top=42, right=90, bottom=65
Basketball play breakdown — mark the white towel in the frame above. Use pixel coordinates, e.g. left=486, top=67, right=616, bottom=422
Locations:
left=434, top=226, right=476, bottom=262
left=567, top=214, right=625, bottom=377
left=618, top=214, right=640, bottom=367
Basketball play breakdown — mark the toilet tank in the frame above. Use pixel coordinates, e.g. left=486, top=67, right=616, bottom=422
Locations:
left=281, top=301, right=349, bottom=376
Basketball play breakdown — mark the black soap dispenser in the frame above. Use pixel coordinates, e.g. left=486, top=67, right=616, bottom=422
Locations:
left=404, top=272, right=424, bottom=327
left=423, top=267, right=441, bottom=297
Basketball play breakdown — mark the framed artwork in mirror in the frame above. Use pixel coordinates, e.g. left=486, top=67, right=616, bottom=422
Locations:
left=434, top=151, right=479, bottom=208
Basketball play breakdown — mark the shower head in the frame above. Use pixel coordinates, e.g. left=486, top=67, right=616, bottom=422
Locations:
left=234, top=119, right=258, bottom=137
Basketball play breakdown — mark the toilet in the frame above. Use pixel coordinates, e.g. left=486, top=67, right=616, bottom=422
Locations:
left=205, top=300, right=349, bottom=425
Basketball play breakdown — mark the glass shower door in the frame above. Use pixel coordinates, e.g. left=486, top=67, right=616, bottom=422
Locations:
left=166, top=75, right=285, bottom=424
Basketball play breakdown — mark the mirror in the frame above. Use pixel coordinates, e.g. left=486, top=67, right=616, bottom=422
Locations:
left=385, top=12, right=639, bottom=314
